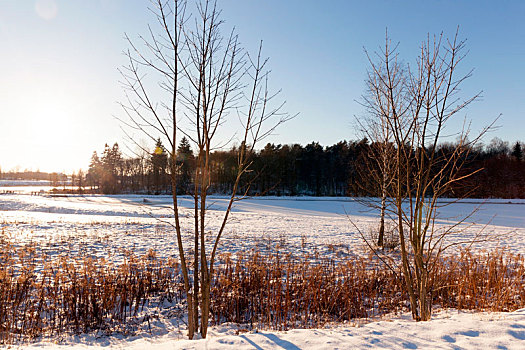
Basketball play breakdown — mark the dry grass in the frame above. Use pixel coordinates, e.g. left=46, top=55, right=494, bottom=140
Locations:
left=211, top=248, right=525, bottom=330
left=434, top=249, right=525, bottom=311
left=211, top=250, right=404, bottom=330
left=0, top=238, right=183, bottom=344
left=0, top=232, right=523, bottom=343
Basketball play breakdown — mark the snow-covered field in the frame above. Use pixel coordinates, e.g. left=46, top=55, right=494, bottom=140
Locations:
left=1, top=193, right=524, bottom=260
left=1, top=191, right=525, bottom=349
left=18, top=308, right=525, bottom=349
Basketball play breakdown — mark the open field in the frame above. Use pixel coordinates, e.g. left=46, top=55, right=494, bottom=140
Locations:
left=1, top=193, right=525, bottom=348
left=1, top=194, right=525, bottom=260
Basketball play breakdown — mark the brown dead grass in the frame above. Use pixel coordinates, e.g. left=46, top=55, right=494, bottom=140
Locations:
left=211, top=249, right=525, bottom=330
left=0, top=232, right=523, bottom=343
left=0, top=238, right=183, bottom=344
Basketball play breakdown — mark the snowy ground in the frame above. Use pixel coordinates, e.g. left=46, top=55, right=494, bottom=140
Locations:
left=1, top=193, right=524, bottom=261
left=14, top=309, right=525, bottom=349
left=1, top=192, right=525, bottom=349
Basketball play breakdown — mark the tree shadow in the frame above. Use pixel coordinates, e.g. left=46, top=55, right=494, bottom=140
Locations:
left=508, top=330, right=525, bottom=340
left=260, top=333, right=302, bottom=350
left=457, top=330, right=479, bottom=337
left=239, top=335, right=264, bottom=350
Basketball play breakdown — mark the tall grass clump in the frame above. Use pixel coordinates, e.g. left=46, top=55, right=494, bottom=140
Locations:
left=434, top=249, right=525, bottom=311
left=210, top=248, right=525, bottom=330
left=1, top=231, right=524, bottom=343
left=0, top=239, right=183, bottom=344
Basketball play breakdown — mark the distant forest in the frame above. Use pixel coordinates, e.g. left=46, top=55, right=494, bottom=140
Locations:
left=1, top=137, right=524, bottom=198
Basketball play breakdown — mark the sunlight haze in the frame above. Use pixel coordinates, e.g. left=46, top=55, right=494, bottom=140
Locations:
left=1, top=1, right=525, bottom=346
left=0, top=0, right=524, bottom=173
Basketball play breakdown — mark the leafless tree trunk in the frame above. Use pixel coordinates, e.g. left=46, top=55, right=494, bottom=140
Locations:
left=357, top=34, right=403, bottom=248
left=119, top=0, right=291, bottom=338
left=362, top=29, right=491, bottom=321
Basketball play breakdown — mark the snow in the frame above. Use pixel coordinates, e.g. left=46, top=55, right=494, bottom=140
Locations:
left=16, top=309, right=525, bottom=349
left=1, top=191, right=525, bottom=348
left=0, top=179, right=51, bottom=186
left=1, top=194, right=524, bottom=260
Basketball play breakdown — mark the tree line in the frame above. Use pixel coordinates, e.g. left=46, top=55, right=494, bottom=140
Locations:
left=1, top=136, right=521, bottom=199
left=80, top=137, right=524, bottom=198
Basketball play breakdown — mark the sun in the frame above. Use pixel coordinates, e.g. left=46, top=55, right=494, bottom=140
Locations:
left=35, top=0, right=58, bottom=21
left=19, top=82, right=83, bottom=172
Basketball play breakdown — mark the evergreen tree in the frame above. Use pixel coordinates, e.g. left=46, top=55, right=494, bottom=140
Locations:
left=100, top=143, right=122, bottom=193
left=511, top=141, right=523, bottom=161
left=177, top=137, right=194, bottom=194
left=87, top=151, right=101, bottom=190
left=77, top=169, right=84, bottom=193
left=151, top=138, right=168, bottom=194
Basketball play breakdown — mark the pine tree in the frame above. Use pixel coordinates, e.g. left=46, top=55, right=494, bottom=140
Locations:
left=511, top=141, right=523, bottom=161
left=177, top=137, right=194, bottom=194
left=100, top=143, right=122, bottom=193
left=77, top=169, right=84, bottom=193
left=151, top=138, right=168, bottom=194
left=88, top=151, right=101, bottom=190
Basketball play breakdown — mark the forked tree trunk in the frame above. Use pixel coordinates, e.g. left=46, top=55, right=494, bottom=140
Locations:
left=121, top=1, right=289, bottom=339
left=419, top=270, right=431, bottom=321
left=396, top=157, right=419, bottom=320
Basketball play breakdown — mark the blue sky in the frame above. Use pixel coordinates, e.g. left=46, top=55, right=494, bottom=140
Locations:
left=0, top=0, right=523, bottom=172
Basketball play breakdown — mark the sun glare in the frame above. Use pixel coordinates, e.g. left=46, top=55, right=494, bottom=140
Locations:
left=35, top=0, right=58, bottom=21
left=8, top=80, right=85, bottom=173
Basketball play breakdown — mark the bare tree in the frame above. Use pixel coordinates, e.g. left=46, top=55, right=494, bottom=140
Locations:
left=362, top=29, right=491, bottom=321
left=357, top=37, right=405, bottom=246
left=119, top=0, right=290, bottom=338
